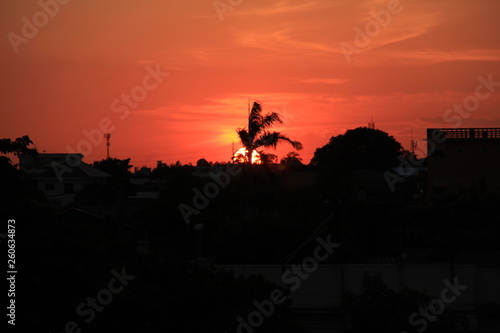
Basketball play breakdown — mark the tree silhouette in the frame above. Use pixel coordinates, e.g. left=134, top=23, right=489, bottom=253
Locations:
left=196, top=158, right=212, bottom=167
left=236, top=101, right=303, bottom=164
left=259, top=152, right=277, bottom=164
left=311, top=127, right=402, bottom=172
left=92, top=158, right=132, bottom=177
left=0, top=135, right=37, bottom=158
left=280, top=151, right=303, bottom=166
left=0, top=135, right=37, bottom=178
left=0, top=135, right=43, bottom=216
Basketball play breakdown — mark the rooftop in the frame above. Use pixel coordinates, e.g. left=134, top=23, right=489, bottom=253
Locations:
left=19, top=153, right=109, bottom=179
left=427, top=128, right=500, bottom=140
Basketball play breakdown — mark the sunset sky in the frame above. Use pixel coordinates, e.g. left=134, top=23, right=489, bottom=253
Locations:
left=1, top=0, right=499, bottom=167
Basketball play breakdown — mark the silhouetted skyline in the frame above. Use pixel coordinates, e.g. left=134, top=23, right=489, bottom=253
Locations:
left=2, top=1, right=500, bottom=167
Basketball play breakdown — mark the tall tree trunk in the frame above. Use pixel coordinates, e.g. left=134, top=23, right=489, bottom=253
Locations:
left=246, top=147, right=253, bottom=165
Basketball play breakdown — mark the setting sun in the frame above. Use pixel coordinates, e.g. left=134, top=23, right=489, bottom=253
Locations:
left=233, top=147, right=262, bottom=164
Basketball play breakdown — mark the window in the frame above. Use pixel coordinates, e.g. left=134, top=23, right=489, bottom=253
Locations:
left=64, top=183, right=74, bottom=194
left=45, top=183, right=55, bottom=191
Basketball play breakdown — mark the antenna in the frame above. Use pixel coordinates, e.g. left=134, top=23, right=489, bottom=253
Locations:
left=368, top=117, right=375, bottom=129
left=104, top=133, right=111, bottom=159
left=410, top=128, right=417, bottom=154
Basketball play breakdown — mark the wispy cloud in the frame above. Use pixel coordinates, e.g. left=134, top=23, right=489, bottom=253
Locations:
left=229, top=0, right=340, bottom=17
left=294, top=78, right=351, bottom=85
left=235, top=28, right=339, bottom=57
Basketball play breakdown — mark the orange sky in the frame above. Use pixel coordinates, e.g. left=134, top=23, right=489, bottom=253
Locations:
left=1, top=0, right=500, bottom=167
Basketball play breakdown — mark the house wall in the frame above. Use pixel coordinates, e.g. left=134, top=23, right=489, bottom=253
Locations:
left=37, top=179, right=96, bottom=207
left=37, top=179, right=88, bottom=196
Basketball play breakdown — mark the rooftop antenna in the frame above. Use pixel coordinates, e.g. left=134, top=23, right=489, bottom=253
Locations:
left=410, top=128, right=417, bottom=154
left=104, top=133, right=111, bottom=159
left=368, top=117, right=375, bottom=129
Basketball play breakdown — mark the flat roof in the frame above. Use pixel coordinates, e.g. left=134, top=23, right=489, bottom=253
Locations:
left=427, top=128, right=500, bottom=140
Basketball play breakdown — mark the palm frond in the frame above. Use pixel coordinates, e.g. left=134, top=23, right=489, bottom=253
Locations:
left=254, top=131, right=280, bottom=149
left=248, top=102, right=281, bottom=135
left=254, top=131, right=303, bottom=151
left=259, top=112, right=283, bottom=130
left=248, top=102, right=263, bottom=136
left=236, top=128, right=251, bottom=147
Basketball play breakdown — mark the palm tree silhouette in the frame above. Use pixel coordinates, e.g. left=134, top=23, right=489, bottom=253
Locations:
left=236, top=101, right=303, bottom=164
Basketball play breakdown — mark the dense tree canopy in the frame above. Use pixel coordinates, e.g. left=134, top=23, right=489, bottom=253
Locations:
left=281, top=151, right=303, bottom=166
left=92, top=157, right=132, bottom=177
left=311, top=127, right=403, bottom=172
left=0, top=135, right=37, bottom=156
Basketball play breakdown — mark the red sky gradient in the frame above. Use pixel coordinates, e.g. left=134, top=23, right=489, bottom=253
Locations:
left=1, top=0, right=500, bottom=167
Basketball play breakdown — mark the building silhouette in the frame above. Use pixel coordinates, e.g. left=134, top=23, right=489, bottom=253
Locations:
left=426, top=128, right=500, bottom=197
left=19, top=153, right=110, bottom=207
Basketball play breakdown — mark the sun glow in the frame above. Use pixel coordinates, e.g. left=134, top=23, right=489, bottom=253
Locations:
left=233, top=147, right=262, bottom=164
